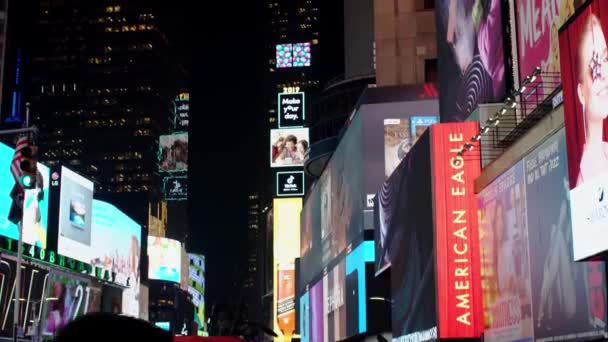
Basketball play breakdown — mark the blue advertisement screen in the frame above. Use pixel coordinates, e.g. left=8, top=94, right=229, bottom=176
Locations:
left=0, top=142, right=50, bottom=248
left=345, top=241, right=374, bottom=335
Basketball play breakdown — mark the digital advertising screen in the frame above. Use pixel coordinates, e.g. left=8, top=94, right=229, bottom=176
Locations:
left=188, top=253, right=205, bottom=333
left=148, top=236, right=181, bottom=283
left=430, top=123, right=484, bottom=339
left=276, top=171, right=305, bottom=197
left=309, top=279, right=324, bottom=342
left=273, top=198, right=301, bottom=341
left=270, top=128, right=309, bottom=168
left=324, top=259, right=346, bottom=341
left=41, top=272, right=101, bottom=337
left=159, top=133, right=188, bottom=173
left=299, top=291, right=310, bottom=342
left=155, top=322, right=171, bottom=331
left=0, top=142, right=50, bottom=248
left=173, top=92, right=189, bottom=130
left=278, top=92, right=305, bottom=128
left=559, top=0, right=608, bottom=261
left=57, top=166, right=94, bottom=262
left=162, top=176, right=187, bottom=201
left=478, top=128, right=607, bottom=341
left=515, top=0, right=583, bottom=99
left=435, top=0, right=506, bottom=122
left=276, top=44, right=293, bottom=68
left=345, top=242, right=374, bottom=337
left=276, top=43, right=311, bottom=68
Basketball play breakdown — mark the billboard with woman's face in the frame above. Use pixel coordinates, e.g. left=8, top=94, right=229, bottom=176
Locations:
left=559, top=0, right=608, bottom=260
left=270, top=128, right=309, bottom=168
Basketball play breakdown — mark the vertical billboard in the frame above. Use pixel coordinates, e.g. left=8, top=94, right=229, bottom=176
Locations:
left=147, top=236, right=182, bottom=283
left=559, top=0, right=608, bottom=261
left=435, top=0, right=506, bottom=122
left=173, top=92, right=189, bottom=130
left=188, top=253, right=205, bottom=334
left=159, top=133, right=188, bottom=173
left=270, top=128, right=310, bottom=167
left=478, top=128, right=607, bottom=341
left=431, top=122, right=484, bottom=339
left=0, top=142, right=50, bottom=248
left=57, top=166, right=94, bottom=262
left=385, top=132, right=438, bottom=341
left=273, top=198, right=302, bottom=341
left=278, top=92, right=305, bottom=128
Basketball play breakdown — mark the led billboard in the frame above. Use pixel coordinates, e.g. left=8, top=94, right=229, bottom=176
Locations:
left=278, top=92, right=305, bottom=128
left=173, top=92, right=189, bottom=130
left=276, top=171, right=305, bottom=197
left=430, top=122, right=483, bottom=338
left=0, top=142, right=50, bottom=248
left=410, top=116, right=438, bottom=143
left=148, top=236, right=181, bottom=283
left=478, top=128, right=607, bottom=341
left=188, top=253, right=205, bottom=334
left=276, top=42, right=311, bottom=68
left=159, top=133, right=188, bottom=173
left=57, top=166, right=94, bottom=262
left=273, top=197, right=302, bottom=341
left=435, top=0, right=506, bottom=122
left=162, top=176, right=187, bottom=201
left=270, top=128, right=309, bottom=168
left=559, top=0, right=608, bottom=261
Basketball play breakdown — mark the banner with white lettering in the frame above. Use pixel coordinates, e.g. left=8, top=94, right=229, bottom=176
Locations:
left=431, top=122, right=484, bottom=338
left=278, top=92, right=305, bottom=128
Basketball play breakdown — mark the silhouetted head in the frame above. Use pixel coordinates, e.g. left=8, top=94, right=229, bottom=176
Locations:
left=55, top=313, right=172, bottom=342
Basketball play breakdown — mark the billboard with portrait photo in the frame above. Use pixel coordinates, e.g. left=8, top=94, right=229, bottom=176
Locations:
left=270, top=128, right=309, bottom=168
left=524, top=129, right=606, bottom=341
left=559, top=0, right=608, bottom=260
left=435, top=0, right=506, bottom=122
left=383, top=119, right=412, bottom=179
left=159, top=133, right=188, bottom=173
left=478, top=158, right=534, bottom=342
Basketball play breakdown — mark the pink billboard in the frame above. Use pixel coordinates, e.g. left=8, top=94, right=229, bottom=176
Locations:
left=515, top=0, right=583, bottom=91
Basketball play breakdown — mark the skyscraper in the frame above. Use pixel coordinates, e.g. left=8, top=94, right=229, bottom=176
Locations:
left=26, top=0, right=187, bottom=223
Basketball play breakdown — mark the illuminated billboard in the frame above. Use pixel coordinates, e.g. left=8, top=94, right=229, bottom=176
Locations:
left=273, top=198, right=302, bottom=341
left=57, top=166, right=94, bottom=262
left=173, top=92, right=189, bottom=130
left=148, top=236, right=181, bottom=283
left=435, top=0, right=506, bottom=122
left=276, top=42, right=311, bottom=68
left=276, top=171, right=304, bottom=197
left=478, top=128, right=606, bottom=341
left=162, top=175, right=187, bottom=201
left=380, top=123, right=484, bottom=340
left=159, top=132, right=188, bottom=173
left=188, top=253, right=205, bottom=334
left=0, top=142, right=50, bottom=248
left=278, top=92, right=305, bottom=128
left=559, top=0, right=608, bottom=261
left=270, top=128, right=309, bottom=168
left=430, top=122, right=483, bottom=338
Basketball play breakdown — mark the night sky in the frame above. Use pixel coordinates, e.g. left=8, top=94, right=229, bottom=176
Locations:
left=174, top=1, right=266, bottom=305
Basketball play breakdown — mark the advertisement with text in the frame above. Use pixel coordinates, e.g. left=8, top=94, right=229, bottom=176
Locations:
left=148, top=236, right=181, bottom=283
left=559, top=0, right=608, bottom=260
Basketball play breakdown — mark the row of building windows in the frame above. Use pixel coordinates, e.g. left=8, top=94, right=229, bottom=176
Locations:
left=101, top=151, right=144, bottom=161
left=104, top=24, right=155, bottom=33
left=81, top=117, right=152, bottom=128
left=110, top=173, right=152, bottom=183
